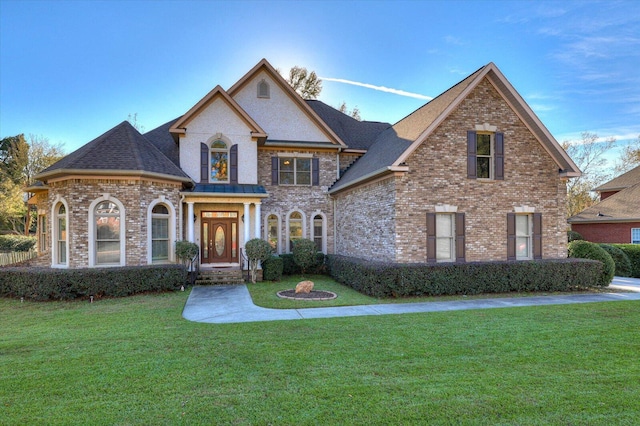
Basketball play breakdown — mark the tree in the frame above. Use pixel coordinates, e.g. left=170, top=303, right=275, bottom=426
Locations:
left=292, top=238, right=318, bottom=276
left=24, top=134, right=65, bottom=185
left=286, top=66, right=322, bottom=100
left=245, top=238, right=272, bottom=283
left=562, top=132, right=615, bottom=218
left=614, top=134, right=640, bottom=174
left=127, top=113, right=145, bottom=133
left=338, top=101, right=362, bottom=121
left=0, top=178, right=28, bottom=234
left=0, top=134, right=29, bottom=185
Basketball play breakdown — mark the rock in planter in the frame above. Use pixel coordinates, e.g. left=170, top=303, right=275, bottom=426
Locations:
left=295, top=280, right=314, bottom=294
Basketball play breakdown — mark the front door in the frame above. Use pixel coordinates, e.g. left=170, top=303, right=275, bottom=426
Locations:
left=201, top=212, right=238, bottom=264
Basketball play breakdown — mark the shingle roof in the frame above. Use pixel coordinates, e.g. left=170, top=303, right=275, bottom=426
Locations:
left=144, top=117, right=181, bottom=167
left=594, top=164, right=640, bottom=192
left=568, top=182, right=640, bottom=223
left=36, top=121, right=191, bottom=182
left=305, top=100, right=390, bottom=150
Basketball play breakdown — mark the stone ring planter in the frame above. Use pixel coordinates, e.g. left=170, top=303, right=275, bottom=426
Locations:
left=276, top=290, right=337, bottom=301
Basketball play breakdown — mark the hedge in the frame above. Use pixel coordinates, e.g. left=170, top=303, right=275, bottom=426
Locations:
left=0, top=264, right=187, bottom=301
left=0, top=235, right=37, bottom=252
left=326, top=255, right=604, bottom=298
left=263, top=255, right=284, bottom=281
left=615, top=244, right=640, bottom=278
left=598, top=244, right=632, bottom=277
left=280, top=253, right=326, bottom=276
left=568, top=240, right=615, bottom=286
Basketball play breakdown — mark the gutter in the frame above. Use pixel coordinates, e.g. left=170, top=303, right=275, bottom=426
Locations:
left=329, top=165, right=409, bottom=195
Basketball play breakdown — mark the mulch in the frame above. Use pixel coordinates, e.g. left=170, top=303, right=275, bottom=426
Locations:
left=276, top=289, right=337, bottom=301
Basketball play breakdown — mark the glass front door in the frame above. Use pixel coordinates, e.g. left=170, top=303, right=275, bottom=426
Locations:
left=201, top=212, right=238, bottom=263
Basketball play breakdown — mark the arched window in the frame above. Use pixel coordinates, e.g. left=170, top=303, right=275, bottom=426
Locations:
left=151, top=204, right=170, bottom=262
left=267, top=214, right=280, bottom=253
left=257, top=79, right=270, bottom=98
left=94, top=200, right=121, bottom=265
left=56, top=204, right=67, bottom=265
left=287, top=211, right=304, bottom=253
left=210, top=140, right=229, bottom=182
left=312, top=214, right=325, bottom=253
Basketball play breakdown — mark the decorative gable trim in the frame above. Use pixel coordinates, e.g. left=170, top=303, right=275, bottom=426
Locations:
left=227, top=59, right=347, bottom=148
left=169, top=85, right=267, bottom=142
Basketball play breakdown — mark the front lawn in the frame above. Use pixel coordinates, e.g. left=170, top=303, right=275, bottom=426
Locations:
left=2, top=291, right=640, bottom=424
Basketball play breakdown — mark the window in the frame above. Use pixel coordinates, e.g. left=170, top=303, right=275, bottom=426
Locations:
left=515, top=215, right=532, bottom=260
left=257, top=79, right=270, bottom=98
left=210, top=140, right=229, bottom=182
left=507, top=213, right=541, bottom=260
left=267, top=214, right=279, bottom=253
left=151, top=204, right=170, bottom=262
left=467, top=131, right=504, bottom=180
left=272, top=157, right=319, bottom=186
left=435, top=214, right=455, bottom=262
left=288, top=211, right=303, bottom=252
left=95, top=201, right=121, bottom=265
left=632, top=228, right=640, bottom=244
left=56, top=204, right=67, bottom=265
left=313, top=214, right=324, bottom=252
left=38, top=214, right=47, bottom=253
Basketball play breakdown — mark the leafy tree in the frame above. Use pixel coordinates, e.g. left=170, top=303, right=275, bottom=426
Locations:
left=562, top=132, right=615, bottom=218
left=614, top=134, right=640, bottom=174
left=24, top=134, right=65, bottom=185
left=0, top=179, right=27, bottom=234
left=0, top=134, right=29, bottom=184
left=338, top=101, right=362, bottom=121
left=286, top=66, right=322, bottom=100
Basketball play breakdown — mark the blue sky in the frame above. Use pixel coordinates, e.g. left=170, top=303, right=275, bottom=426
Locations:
left=1, top=0, right=639, bottom=164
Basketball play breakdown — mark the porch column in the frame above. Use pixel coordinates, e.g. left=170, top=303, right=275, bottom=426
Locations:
left=243, top=202, right=251, bottom=244
left=254, top=202, right=261, bottom=239
left=187, top=202, right=195, bottom=243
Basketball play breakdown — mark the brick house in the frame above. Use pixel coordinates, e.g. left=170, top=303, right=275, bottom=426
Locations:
left=568, top=165, right=640, bottom=244
left=28, top=59, right=579, bottom=269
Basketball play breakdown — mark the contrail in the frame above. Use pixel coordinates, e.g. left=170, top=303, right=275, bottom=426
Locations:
left=320, top=77, right=433, bottom=101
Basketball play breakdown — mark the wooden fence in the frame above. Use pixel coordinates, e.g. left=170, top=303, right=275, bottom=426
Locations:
left=0, top=250, right=37, bottom=266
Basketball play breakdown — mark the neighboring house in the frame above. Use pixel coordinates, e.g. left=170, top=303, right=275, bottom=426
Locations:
left=568, top=165, right=640, bottom=244
left=27, top=58, right=580, bottom=269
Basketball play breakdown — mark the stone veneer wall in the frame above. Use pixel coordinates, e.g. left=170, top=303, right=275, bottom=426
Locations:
left=47, top=178, right=182, bottom=268
left=394, top=79, right=568, bottom=262
left=257, top=149, right=337, bottom=254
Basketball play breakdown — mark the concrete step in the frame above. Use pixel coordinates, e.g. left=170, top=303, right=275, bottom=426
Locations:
left=196, top=268, right=247, bottom=285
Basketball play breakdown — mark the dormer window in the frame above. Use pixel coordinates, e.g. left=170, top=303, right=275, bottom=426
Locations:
left=257, top=79, right=270, bottom=98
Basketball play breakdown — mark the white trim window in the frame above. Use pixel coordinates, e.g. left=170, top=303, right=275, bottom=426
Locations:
left=435, top=213, right=455, bottom=262
left=632, top=228, right=640, bottom=244
left=476, top=133, right=493, bottom=179
left=279, top=158, right=311, bottom=185
left=266, top=213, right=280, bottom=254
left=287, top=211, right=305, bottom=253
left=515, top=214, right=533, bottom=260
left=151, top=204, right=170, bottom=262
left=89, top=196, right=126, bottom=267
left=56, top=204, right=67, bottom=265
left=312, top=212, right=326, bottom=253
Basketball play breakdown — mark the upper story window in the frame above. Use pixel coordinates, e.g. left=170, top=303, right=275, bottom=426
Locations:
left=210, top=140, right=229, bottom=182
left=257, top=79, right=270, bottom=98
left=467, top=130, right=504, bottom=180
left=271, top=156, right=320, bottom=186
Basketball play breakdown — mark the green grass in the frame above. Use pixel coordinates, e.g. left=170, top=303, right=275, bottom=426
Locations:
left=2, top=291, right=640, bottom=425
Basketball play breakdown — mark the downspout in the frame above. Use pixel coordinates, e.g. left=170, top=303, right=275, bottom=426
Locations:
left=179, top=195, right=185, bottom=242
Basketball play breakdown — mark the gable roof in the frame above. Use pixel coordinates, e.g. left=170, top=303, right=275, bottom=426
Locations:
left=330, top=63, right=581, bottom=194
left=594, top=164, right=640, bottom=193
left=305, top=100, right=390, bottom=150
left=169, top=85, right=267, bottom=141
left=568, top=181, right=640, bottom=223
left=227, top=58, right=347, bottom=147
left=35, top=121, right=192, bottom=184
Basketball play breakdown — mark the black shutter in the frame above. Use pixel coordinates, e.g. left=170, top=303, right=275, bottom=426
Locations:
left=200, top=143, right=209, bottom=183
left=230, top=144, right=238, bottom=184
left=507, top=213, right=516, bottom=260
left=271, top=157, right=279, bottom=185
left=533, top=213, right=542, bottom=259
left=455, top=213, right=465, bottom=262
left=312, top=158, right=320, bottom=186
left=467, top=131, right=477, bottom=179
left=495, top=132, right=504, bottom=180
left=426, top=213, right=436, bottom=263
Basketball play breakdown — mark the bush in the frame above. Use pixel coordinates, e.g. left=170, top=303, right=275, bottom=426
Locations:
left=292, top=239, right=318, bottom=274
left=567, top=230, right=584, bottom=242
left=0, top=264, right=187, bottom=301
left=245, top=238, right=272, bottom=283
left=263, top=255, right=283, bottom=281
left=568, top=240, right=615, bottom=286
left=326, top=255, right=603, bottom=298
left=280, top=252, right=326, bottom=276
left=0, top=235, right=37, bottom=252
left=616, top=244, right=640, bottom=278
left=599, top=244, right=632, bottom=277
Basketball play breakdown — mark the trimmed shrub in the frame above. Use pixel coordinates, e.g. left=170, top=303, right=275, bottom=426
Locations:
left=280, top=252, right=326, bottom=276
left=245, top=238, right=272, bottom=283
left=292, top=239, right=318, bottom=274
left=327, top=255, right=604, bottom=298
left=567, top=230, right=584, bottom=242
left=0, top=235, right=37, bottom=252
left=599, top=244, right=632, bottom=277
left=0, top=264, right=187, bottom=301
left=616, top=244, right=640, bottom=278
left=568, top=240, right=615, bottom=286
left=263, top=255, right=283, bottom=281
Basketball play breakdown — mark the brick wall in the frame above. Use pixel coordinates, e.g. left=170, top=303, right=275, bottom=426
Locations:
left=572, top=222, right=640, bottom=244
left=257, top=149, right=337, bottom=253
left=47, top=178, right=181, bottom=268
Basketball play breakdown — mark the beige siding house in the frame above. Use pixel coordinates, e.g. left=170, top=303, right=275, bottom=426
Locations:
left=29, top=59, right=579, bottom=270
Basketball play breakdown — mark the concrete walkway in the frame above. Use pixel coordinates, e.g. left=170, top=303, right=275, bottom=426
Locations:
left=182, top=276, right=640, bottom=324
